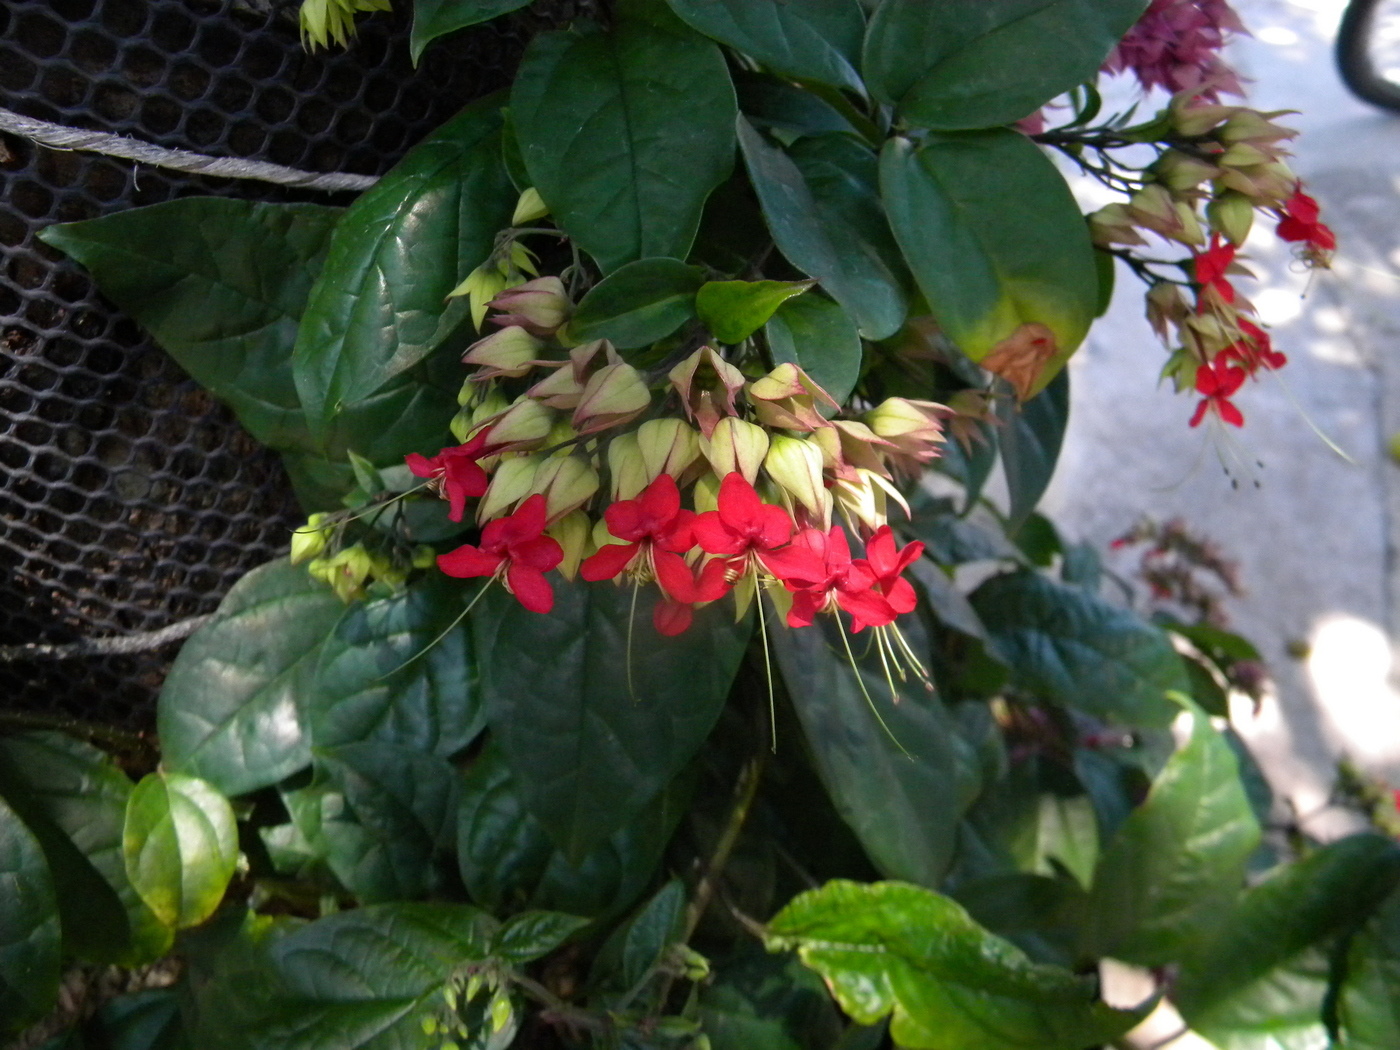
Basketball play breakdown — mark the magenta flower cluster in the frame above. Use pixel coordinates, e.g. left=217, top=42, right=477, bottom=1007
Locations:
left=1105, top=0, right=1246, bottom=99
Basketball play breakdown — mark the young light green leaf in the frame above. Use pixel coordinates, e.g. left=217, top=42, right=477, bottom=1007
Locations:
left=863, top=0, right=1148, bottom=130
left=767, top=880, right=1149, bottom=1049
left=880, top=131, right=1098, bottom=399
left=293, top=95, right=515, bottom=436
left=123, top=772, right=238, bottom=930
left=38, top=200, right=340, bottom=454
left=663, top=0, right=866, bottom=93
left=768, top=613, right=982, bottom=888
left=969, top=570, right=1186, bottom=728
left=159, top=559, right=344, bottom=797
left=568, top=257, right=706, bottom=349
left=511, top=13, right=737, bottom=273
left=764, top=292, right=862, bottom=405
left=697, top=279, right=814, bottom=344
left=474, top=579, right=749, bottom=862
left=738, top=119, right=907, bottom=339
left=1178, top=834, right=1400, bottom=1050
left=0, top=792, right=60, bottom=1033
left=305, top=574, right=482, bottom=755
left=1080, top=704, right=1260, bottom=966
left=998, top=368, right=1069, bottom=531
left=409, top=0, right=533, bottom=63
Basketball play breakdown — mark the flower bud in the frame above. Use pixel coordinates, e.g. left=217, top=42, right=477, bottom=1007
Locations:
left=477, top=453, right=540, bottom=522
left=532, top=455, right=599, bottom=521
left=692, top=470, right=721, bottom=514
left=668, top=346, right=746, bottom=437
left=764, top=434, right=830, bottom=523
left=411, top=545, right=436, bottom=569
left=512, top=187, right=549, bottom=225
left=702, top=417, right=770, bottom=484
left=321, top=544, right=373, bottom=603
left=485, top=397, right=555, bottom=449
left=572, top=362, right=650, bottom=434
left=489, top=276, right=572, bottom=336
left=1169, top=95, right=1237, bottom=137
left=748, top=362, right=839, bottom=431
left=1087, top=203, right=1145, bottom=248
left=462, top=325, right=547, bottom=379
left=1146, top=281, right=1190, bottom=341
left=450, top=261, right=512, bottom=331
left=637, top=418, right=700, bottom=482
left=290, top=512, right=331, bottom=565
left=607, top=432, right=648, bottom=501
left=1219, top=142, right=1273, bottom=169
left=1152, top=149, right=1219, bottom=194
left=1218, top=109, right=1296, bottom=146
left=546, top=510, right=591, bottom=580
left=1207, top=192, right=1255, bottom=246
left=831, top=468, right=907, bottom=534
left=813, top=419, right=890, bottom=480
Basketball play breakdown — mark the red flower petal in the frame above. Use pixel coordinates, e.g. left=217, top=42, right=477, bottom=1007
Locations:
left=405, top=453, right=437, bottom=479
left=652, top=549, right=700, bottom=602
left=437, top=545, right=503, bottom=579
left=637, top=473, right=681, bottom=526
left=580, top=541, right=640, bottom=582
left=505, top=563, right=554, bottom=613
left=693, top=512, right=745, bottom=556
left=1218, top=398, right=1245, bottom=427
left=716, top=473, right=763, bottom=533
left=653, top=598, right=693, bottom=636
left=511, top=535, right=565, bottom=573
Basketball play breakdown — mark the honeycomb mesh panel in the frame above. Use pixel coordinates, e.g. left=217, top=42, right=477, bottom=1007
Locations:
left=0, top=0, right=573, bottom=729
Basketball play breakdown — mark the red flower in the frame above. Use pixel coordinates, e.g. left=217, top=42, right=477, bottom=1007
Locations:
left=693, top=473, right=794, bottom=559
left=1222, top=318, right=1287, bottom=374
left=437, top=494, right=563, bottom=613
left=761, top=526, right=895, bottom=631
left=652, top=559, right=731, bottom=636
left=1189, top=358, right=1247, bottom=427
left=853, top=526, right=923, bottom=619
left=1193, top=235, right=1236, bottom=304
left=1276, top=189, right=1336, bottom=254
left=405, top=431, right=496, bottom=522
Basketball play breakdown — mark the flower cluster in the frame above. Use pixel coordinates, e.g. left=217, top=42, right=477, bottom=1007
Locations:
left=1105, top=0, right=1246, bottom=100
left=393, top=273, right=941, bottom=631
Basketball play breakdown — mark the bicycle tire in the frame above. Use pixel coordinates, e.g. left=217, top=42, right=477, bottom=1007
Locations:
left=1337, top=0, right=1400, bottom=111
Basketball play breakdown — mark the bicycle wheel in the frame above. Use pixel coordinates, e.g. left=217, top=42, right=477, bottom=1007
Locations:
left=1337, top=0, right=1400, bottom=111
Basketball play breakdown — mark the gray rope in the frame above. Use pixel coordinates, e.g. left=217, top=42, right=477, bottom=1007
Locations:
left=0, top=615, right=213, bottom=663
left=0, top=107, right=378, bottom=193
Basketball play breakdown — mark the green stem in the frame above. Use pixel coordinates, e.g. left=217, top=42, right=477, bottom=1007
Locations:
left=682, top=754, right=766, bottom=942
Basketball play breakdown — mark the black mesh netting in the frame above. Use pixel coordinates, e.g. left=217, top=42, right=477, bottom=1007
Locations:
left=0, top=0, right=581, bottom=730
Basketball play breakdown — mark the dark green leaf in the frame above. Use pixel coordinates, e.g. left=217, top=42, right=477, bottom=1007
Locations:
left=734, top=72, right=857, bottom=139
left=410, top=0, right=533, bottom=62
left=951, top=872, right=1087, bottom=968
left=903, top=495, right=1020, bottom=566
left=492, top=911, right=589, bottom=965
left=315, top=742, right=459, bottom=903
left=159, top=559, right=343, bottom=797
left=764, top=292, right=862, bottom=404
left=621, top=879, right=687, bottom=989
left=999, top=371, right=1070, bottom=532
left=664, top=0, right=865, bottom=92
left=39, top=200, right=340, bottom=452
left=864, top=0, right=1147, bottom=130
left=769, top=613, right=982, bottom=887
left=96, top=988, right=189, bottom=1050
left=1178, top=834, right=1400, bottom=1049
left=0, top=792, right=60, bottom=1032
left=701, top=951, right=843, bottom=1050
left=907, top=560, right=989, bottom=644
left=698, top=279, right=814, bottom=344
left=512, top=13, right=737, bottom=273
left=738, top=119, right=906, bottom=339
left=936, top=427, right=998, bottom=510
left=306, top=574, right=482, bottom=755
left=568, top=257, right=705, bottom=350
left=293, top=96, right=515, bottom=434
left=475, top=579, right=748, bottom=862
left=457, top=745, right=683, bottom=918
left=1164, top=619, right=1264, bottom=664
left=767, top=880, right=1148, bottom=1049
left=123, top=772, right=237, bottom=930
left=1012, top=512, right=1061, bottom=567
left=1339, top=884, right=1400, bottom=1049
left=179, top=910, right=299, bottom=1050
left=0, top=733, right=168, bottom=965
left=1080, top=705, right=1260, bottom=966
left=879, top=131, right=1098, bottom=396
left=969, top=570, right=1186, bottom=728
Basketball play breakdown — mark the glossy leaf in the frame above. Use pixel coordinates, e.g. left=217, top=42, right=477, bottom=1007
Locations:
left=664, top=0, right=865, bottom=92
left=1080, top=705, right=1260, bottom=966
left=1178, top=834, right=1400, bottom=1049
left=568, top=257, right=705, bottom=350
left=512, top=12, right=737, bottom=273
left=123, top=772, right=238, bottom=930
left=903, top=495, right=1021, bottom=567
left=969, top=570, right=1186, bottom=728
left=474, top=579, right=749, bottom=862
left=880, top=131, right=1098, bottom=397
left=621, top=879, right=687, bottom=989
left=306, top=574, right=482, bottom=755
left=159, top=559, right=343, bottom=797
left=735, top=71, right=857, bottom=138
left=0, top=733, right=169, bottom=965
left=315, top=742, right=460, bottom=903
left=701, top=952, right=843, bottom=1050
left=863, top=0, right=1148, bottom=129
left=1339, top=884, right=1400, bottom=1049
left=409, top=0, right=533, bottom=62
left=768, top=613, right=982, bottom=888
left=698, top=279, right=814, bottom=344
left=738, top=119, right=906, bottom=339
left=999, top=369, right=1069, bottom=532
left=293, top=95, right=515, bottom=434
left=491, top=910, right=590, bottom=965
left=39, top=200, right=339, bottom=453
left=0, top=792, right=60, bottom=1032
left=764, top=292, right=862, bottom=405
left=767, top=880, right=1148, bottom=1049
left=457, top=745, right=684, bottom=918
